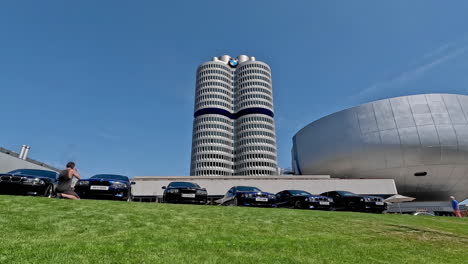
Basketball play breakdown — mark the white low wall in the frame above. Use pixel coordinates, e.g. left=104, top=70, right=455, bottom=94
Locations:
left=132, top=175, right=397, bottom=196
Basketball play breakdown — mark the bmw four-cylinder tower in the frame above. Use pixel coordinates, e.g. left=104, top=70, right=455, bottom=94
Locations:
left=190, top=55, right=277, bottom=176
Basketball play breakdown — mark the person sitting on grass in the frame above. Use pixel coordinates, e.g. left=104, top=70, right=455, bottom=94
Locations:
left=56, top=161, right=81, bottom=200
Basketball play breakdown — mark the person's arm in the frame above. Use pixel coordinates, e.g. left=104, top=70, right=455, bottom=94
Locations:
left=72, top=169, right=81, bottom=179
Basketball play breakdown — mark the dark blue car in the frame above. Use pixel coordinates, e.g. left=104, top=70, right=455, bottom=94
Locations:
left=218, top=186, right=276, bottom=207
left=275, top=190, right=334, bottom=210
left=75, top=174, right=134, bottom=201
left=0, top=169, right=58, bottom=197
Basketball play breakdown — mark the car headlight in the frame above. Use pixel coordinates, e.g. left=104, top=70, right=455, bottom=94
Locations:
left=268, top=194, right=275, bottom=199
left=167, top=189, right=179, bottom=194
left=111, top=182, right=127, bottom=188
left=22, top=178, right=45, bottom=185
left=196, top=190, right=207, bottom=195
left=364, top=197, right=373, bottom=202
left=309, top=197, right=317, bottom=202
left=328, top=198, right=333, bottom=202
left=78, top=180, right=89, bottom=186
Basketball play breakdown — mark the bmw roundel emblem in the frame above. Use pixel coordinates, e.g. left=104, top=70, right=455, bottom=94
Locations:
left=228, top=58, right=238, bottom=68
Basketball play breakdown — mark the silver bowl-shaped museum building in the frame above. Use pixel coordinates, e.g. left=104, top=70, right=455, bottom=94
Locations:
left=292, top=94, right=468, bottom=201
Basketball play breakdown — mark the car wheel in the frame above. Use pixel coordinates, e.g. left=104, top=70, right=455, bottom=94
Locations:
left=231, top=197, right=239, bottom=206
left=294, top=200, right=302, bottom=209
left=43, top=185, right=55, bottom=198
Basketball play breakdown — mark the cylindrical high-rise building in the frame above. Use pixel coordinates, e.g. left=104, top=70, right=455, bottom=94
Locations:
left=190, top=55, right=277, bottom=176
left=234, top=57, right=277, bottom=176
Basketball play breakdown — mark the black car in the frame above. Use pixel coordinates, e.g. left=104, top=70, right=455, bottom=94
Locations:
left=275, top=190, right=334, bottom=210
left=218, top=186, right=276, bottom=207
left=320, top=190, right=387, bottom=213
left=162, top=182, right=208, bottom=204
left=0, top=169, right=58, bottom=197
left=75, top=174, right=134, bottom=201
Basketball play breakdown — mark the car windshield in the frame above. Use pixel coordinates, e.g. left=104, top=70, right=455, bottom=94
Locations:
left=336, top=191, right=357, bottom=196
left=289, top=190, right=312, bottom=196
left=8, top=169, right=57, bottom=179
left=236, top=186, right=262, bottom=192
left=91, top=174, right=129, bottom=181
left=168, top=182, right=200, bottom=188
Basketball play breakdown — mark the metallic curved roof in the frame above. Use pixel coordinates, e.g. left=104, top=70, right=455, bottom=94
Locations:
left=293, top=94, right=468, bottom=201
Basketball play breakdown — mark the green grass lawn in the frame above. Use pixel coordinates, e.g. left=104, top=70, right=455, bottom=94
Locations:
left=0, top=195, right=466, bottom=264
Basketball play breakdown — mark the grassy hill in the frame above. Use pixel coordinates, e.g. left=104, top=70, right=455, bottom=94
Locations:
left=0, top=195, right=466, bottom=264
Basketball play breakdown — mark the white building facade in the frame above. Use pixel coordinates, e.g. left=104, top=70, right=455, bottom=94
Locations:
left=190, top=55, right=277, bottom=176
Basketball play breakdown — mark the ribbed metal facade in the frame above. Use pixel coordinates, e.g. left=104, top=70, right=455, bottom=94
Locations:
left=190, top=55, right=277, bottom=176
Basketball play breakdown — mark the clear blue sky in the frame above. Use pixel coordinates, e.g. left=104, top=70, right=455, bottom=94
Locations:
left=1, top=1, right=468, bottom=178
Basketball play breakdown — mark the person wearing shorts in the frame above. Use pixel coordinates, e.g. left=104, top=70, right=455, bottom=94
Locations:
left=56, top=162, right=81, bottom=200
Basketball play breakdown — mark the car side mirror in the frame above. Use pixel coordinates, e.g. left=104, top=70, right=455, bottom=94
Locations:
left=162, top=186, right=166, bottom=189
left=131, top=182, right=136, bottom=185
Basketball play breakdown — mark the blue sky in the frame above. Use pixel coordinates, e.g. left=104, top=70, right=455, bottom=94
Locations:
left=1, top=1, right=468, bottom=178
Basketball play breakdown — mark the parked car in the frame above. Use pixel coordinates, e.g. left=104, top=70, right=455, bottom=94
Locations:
left=75, top=174, right=134, bottom=201
left=275, top=190, right=334, bottom=210
left=218, top=186, right=276, bottom=207
left=0, top=169, right=58, bottom=197
left=320, top=190, right=387, bottom=213
left=162, top=182, right=207, bottom=204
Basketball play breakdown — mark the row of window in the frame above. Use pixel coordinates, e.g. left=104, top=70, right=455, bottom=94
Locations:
left=238, top=81, right=271, bottom=90
left=196, top=100, right=233, bottom=111
left=197, top=75, right=232, bottom=85
left=194, top=116, right=233, bottom=126
left=236, top=138, right=276, bottom=147
left=237, top=145, right=276, bottom=154
left=236, top=100, right=273, bottom=110
left=193, top=161, right=232, bottom=169
left=236, top=123, right=275, bottom=132
left=236, top=115, right=274, bottom=125
left=196, top=93, right=233, bottom=104
left=193, top=130, right=233, bottom=140
left=194, top=123, right=233, bottom=133
left=197, top=81, right=232, bottom=91
left=198, top=69, right=232, bottom=79
left=193, top=138, right=233, bottom=147
left=235, top=170, right=275, bottom=176
left=198, top=63, right=232, bottom=73
left=236, top=153, right=276, bottom=162
left=196, top=87, right=232, bottom=97
left=235, top=68, right=271, bottom=78
left=237, top=130, right=275, bottom=139
left=236, top=87, right=272, bottom=97
left=236, top=75, right=271, bottom=85
left=193, top=170, right=232, bottom=176
left=192, top=153, right=232, bottom=162
left=234, top=161, right=277, bottom=170
left=192, top=145, right=233, bottom=154
left=237, top=63, right=270, bottom=72
left=236, top=93, right=273, bottom=104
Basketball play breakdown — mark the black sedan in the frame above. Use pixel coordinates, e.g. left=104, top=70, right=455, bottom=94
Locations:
left=320, top=190, right=387, bottom=213
left=275, top=190, right=334, bottom=210
left=75, top=174, right=134, bottom=201
left=0, top=169, right=58, bottom=197
left=218, top=186, right=276, bottom=207
left=162, top=182, right=208, bottom=204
